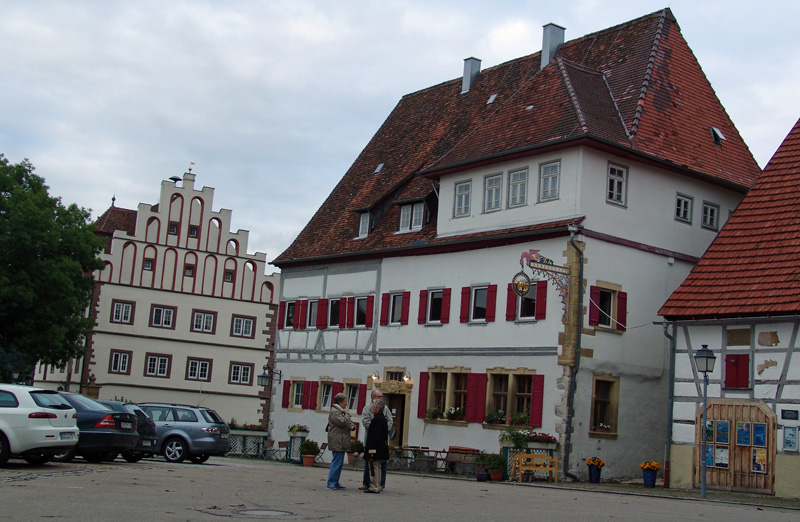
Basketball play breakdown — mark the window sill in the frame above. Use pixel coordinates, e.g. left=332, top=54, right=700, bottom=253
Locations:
left=467, top=321, right=488, bottom=326
left=589, top=430, right=618, bottom=440
left=514, top=318, right=538, bottom=324
left=423, top=323, right=443, bottom=328
left=593, top=326, right=624, bottom=335
left=424, top=418, right=468, bottom=427
left=481, top=422, right=510, bottom=431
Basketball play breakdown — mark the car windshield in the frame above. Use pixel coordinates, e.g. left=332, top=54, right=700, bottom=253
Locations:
left=61, top=393, right=112, bottom=411
left=99, top=401, right=127, bottom=413
left=201, top=409, right=225, bottom=424
left=30, top=390, right=73, bottom=410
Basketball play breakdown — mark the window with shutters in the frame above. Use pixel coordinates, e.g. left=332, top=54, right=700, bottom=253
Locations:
left=306, top=300, right=318, bottom=329
left=346, top=383, right=359, bottom=410
left=318, top=381, right=333, bottom=410
left=590, top=374, right=619, bottom=436
left=506, top=281, right=546, bottom=322
left=588, top=282, right=627, bottom=332
left=390, top=293, right=404, bottom=325
left=485, top=370, right=544, bottom=426
left=724, top=353, right=751, bottom=389
left=328, top=299, right=340, bottom=328
left=418, top=288, right=451, bottom=326
left=461, top=284, right=497, bottom=323
left=292, top=381, right=305, bottom=409
left=432, top=372, right=447, bottom=413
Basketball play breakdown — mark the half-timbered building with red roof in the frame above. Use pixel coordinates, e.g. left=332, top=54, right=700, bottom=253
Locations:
left=271, top=8, right=760, bottom=479
left=659, top=118, right=800, bottom=497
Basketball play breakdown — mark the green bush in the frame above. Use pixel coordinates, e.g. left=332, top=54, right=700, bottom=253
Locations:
left=299, top=439, right=320, bottom=456
left=349, top=439, right=364, bottom=454
left=478, top=453, right=506, bottom=471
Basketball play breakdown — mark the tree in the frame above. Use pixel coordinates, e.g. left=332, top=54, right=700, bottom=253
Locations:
left=0, top=154, right=104, bottom=377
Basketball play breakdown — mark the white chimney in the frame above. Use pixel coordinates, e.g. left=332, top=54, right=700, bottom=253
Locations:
left=461, top=57, right=481, bottom=94
left=541, top=23, right=565, bottom=70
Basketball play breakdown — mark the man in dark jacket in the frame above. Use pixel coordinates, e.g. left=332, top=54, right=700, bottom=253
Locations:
left=363, top=399, right=389, bottom=493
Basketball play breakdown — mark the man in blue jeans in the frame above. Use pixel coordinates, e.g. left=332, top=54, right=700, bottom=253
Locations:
left=359, top=388, right=393, bottom=490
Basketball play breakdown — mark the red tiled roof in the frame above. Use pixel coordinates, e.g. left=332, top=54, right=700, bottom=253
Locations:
left=659, top=117, right=800, bottom=319
left=94, top=205, right=137, bottom=237
left=275, top=9, right=760, bottom=266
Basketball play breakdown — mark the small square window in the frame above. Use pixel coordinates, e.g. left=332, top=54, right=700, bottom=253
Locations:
left=143, top=259, right=154, bottom=271
left=224, top=270, right=234, bottom=283
left=188, top=226, right=199, bottom=237
left=702, top=201, right=720, bottom=231
left=675, top=194, right=693, bottom=224
left=168, top=222, right=179, bottom=235
left=184, top=265, right=195, bottom=277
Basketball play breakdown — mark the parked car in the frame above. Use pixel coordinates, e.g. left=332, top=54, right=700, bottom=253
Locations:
left=139, top=403, right=230, bottom=463
left=53, top=392, right=139, bottom=463
left=0, top=384, right=79, bottom=465
left=97, top=400, right=157, bottom=462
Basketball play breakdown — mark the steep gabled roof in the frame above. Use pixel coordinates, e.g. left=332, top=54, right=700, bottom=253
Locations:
left=659, top=117, right=800, bottom=319
left=94, top=205, right=137, bottom=236
left=275, top=8, right=760, bottom=266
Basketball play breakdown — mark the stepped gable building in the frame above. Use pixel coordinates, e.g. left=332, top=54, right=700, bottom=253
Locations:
left=271, top=8, right=760, bottom=479
left=659, top=117, right=800, bottom=497
left=35, top=172, right=279, bottom=427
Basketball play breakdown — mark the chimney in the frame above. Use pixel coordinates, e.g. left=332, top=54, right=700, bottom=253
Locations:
left=540, top=23, right=565, bottom=70
left=461, top=57, right=481, bottom=94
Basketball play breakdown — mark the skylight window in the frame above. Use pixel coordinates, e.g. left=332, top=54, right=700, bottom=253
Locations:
left=526, top=105, right=534, bottom=111
left=487, top=93, right=497, bottom=105
left=374, top=163, right=385, bottom=174
left=710, top=127, right=726, bottom=146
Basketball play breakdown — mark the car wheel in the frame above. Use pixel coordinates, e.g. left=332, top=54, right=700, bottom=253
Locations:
left=189, top=454, right=210, bottom=464
left=83, top=452, right=106, bottom=463
left=122, top=452, right=143, bottom=463
left=51, top=447, right=77, bottom=463
left=163, top=438, right=187, bottom=463
left=0, top=433, right=10, bottom=466
left=22, top=453, right=52, bottom=465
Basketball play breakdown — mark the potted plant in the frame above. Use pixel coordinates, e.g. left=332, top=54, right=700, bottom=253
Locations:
left=585, top=456, right=605, bottom=483
left=445, top=406, right=464, bottom=421
left=425, top=406, right=442, bottom=420
left=499, top=428, right=558, bottom=449
left=348, top=439, right=364, bottom=466
left=484, top=410, right=506, bottom=424
left=288, top=423, right=310, bottom=435
left=299, top=439, right=319, bottom=467
left=510, top=410, right=530, bottom=426
left=640, top=460, right=661, bottom=488
left=479, top=453, right=506, bottom=481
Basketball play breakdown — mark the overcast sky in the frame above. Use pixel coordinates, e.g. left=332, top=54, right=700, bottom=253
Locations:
left=2, top=1, right=798, bottom=268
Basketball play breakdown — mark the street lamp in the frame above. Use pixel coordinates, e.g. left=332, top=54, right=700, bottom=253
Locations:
left=694, top=344, right=716, bottom=500
left=257, top=365, right=282, bottom=388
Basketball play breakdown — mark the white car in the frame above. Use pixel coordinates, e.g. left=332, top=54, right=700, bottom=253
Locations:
left=0, top=384, right=79, bottom=465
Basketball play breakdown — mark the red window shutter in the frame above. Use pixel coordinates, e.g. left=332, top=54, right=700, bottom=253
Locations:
left=486, top=284, right=497, bottom=322
left=588, top=286, right=601, bottom=326
left=365, top=295, right=375, bottom=328
left=332, top=381, right=344, bottom=397
left=465, top=373, right=488, bottom=422
left=530, top=374, right=544, bottom=428
left=316, top=299, right=328, bottom=330
left=356, top=384, right=367, bottom=412
left=505, top=283, right=517, bottom=321
left=346, top=297, right=355, bottom=329
left=460, top=287, right=470, bottom=323
left=295, top=300, right=307, bottom=330
left=400, top=291, right=411, bottom=325
left=301, top=382, right=311, bottom=409
left=307, top=381, right=319, bottom=410
left=380, top=293, right=390, bottom=326
left=616, top=291, right=627, bottom=331
left=725, top=354, right=750, bottom=388
left=418, top=290, right=428, bottom=324
left=417, top=372, right=429, bottom=418
left=281, top=380, right=291, bottom=408
left=535, top=280, right=547, bottom=320
left=441, top=288, right=451, bottom=324
left=278, top=301, right=286, bottom=329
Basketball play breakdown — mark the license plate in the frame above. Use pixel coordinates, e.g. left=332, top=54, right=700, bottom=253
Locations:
left=60, top=432, right=76, bottom=440
left=142, top=440, right=152, bottom=446
left=120, top=422, right=133, bottom=430
left=220, top=433, right=229, bottom=439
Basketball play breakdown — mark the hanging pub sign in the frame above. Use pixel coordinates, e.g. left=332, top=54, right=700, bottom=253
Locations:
left=514, top=249, right=571, bottom=315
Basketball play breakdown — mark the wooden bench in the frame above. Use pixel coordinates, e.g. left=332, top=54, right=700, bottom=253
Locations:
left=513, top=453, right=558, bottom=483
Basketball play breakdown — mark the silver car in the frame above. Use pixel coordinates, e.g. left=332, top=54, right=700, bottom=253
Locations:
left=139, top=403, right=230, bottom=464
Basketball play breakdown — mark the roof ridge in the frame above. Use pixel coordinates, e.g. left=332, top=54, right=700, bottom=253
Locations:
left=557, top=57, right=589, bottom=134
left=629, top=8, right=669, bottom=137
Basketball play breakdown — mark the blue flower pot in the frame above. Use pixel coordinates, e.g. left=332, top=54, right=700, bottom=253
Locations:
left=588, top=464, right=601, bottom=484
left=642, top=468, right=657, bottom=488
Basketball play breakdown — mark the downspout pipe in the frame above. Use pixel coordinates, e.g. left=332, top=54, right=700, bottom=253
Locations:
left=563, top=224, right=584, bottom=481
left=659, top=321, right=677, bottom=489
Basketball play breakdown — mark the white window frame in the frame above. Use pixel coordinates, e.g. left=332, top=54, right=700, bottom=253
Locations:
left=112, top=301, right=134, bottom=324
left=320, top=382, right=333, bottom=409
left=145, top=355, right=170, bottom=377
left=192, top=311, right=216, bottom=333
left=454, top=181, right=471, bottom=217
left=390, top=293, right=404, bottom=325
left=354, top=296, right=369, bottom=327
left=188, top=226, right=199, bottom=237
left=606, top=164, right=628, bottom=207
left=143, top=259, right=153, bottom=271
left=232, top=316, right=254, bottom=337
left=484, top=174, right=502, bottom=212
left=110, top=351, right=130, bottom=374
left=471, top=286, right=489, bottom=322
left=427, top=289, right=444, bottom=324
left=346, top=384, right=359, bottom=410
left=151, top=306, right=174, bottom=328
left=306, top=300, right=318, bottom=329
left=398, top=202, right=424, bottom=232
left=357, top=212, right=370, bottom=238
left=411, top=202, right=424, bottom=229
left=702, top=201, right=720, bottom=230
left=517, top=293, right=537, bottom=321
left=538, top=161, right=559, bottom=202
left=284, top=301, right=296, bottom=329
left=187, top=358, right=211, bottom=381
left=292, top=381, right=304, bottom=408
left=509, top=168, right=528, bottom=208
left=328, top=299, right=340, bottom=328
left=675, top=193, right=693, bottom=224
left=229, top=363, right=252, bottom=385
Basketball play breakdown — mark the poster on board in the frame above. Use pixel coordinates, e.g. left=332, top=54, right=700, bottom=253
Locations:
left=736, top=422, right=751, bottom=446
left=752, top=423, right=767, bottom=447
left=715, top=420, right=730, bottom=444
left=714, top=446, right=729, bottom=468
left=784, top=426, right=798, bottom=452
left=752, top=448, right=767, bottom=473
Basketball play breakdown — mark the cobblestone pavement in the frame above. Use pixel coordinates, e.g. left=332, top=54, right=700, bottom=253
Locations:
left=0, top=456, right=797, bottom=521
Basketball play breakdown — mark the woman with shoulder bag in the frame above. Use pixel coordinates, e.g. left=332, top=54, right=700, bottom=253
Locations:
left=326, top=393, right=353, bottom=490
